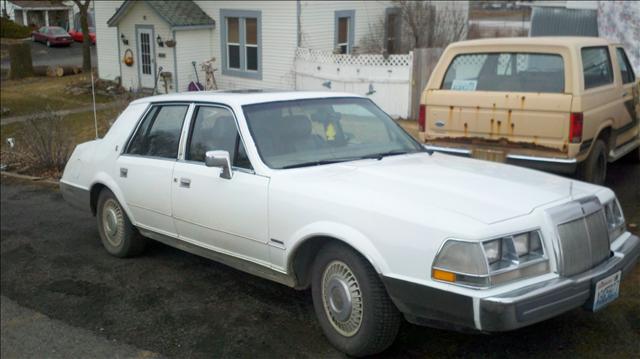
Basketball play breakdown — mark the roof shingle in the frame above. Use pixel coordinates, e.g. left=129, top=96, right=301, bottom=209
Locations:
left=107, top=0, right=215, bottom=28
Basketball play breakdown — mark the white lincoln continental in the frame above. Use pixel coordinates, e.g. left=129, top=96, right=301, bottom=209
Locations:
left=60, top=91, right=639, bottom=356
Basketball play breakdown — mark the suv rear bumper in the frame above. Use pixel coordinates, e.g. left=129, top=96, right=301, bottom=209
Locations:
left=382, top=233, right=640, bottom=332
left=425, top=145, right=578, bottom=174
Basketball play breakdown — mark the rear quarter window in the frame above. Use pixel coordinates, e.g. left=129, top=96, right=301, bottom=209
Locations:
left=581, top=46, right=614, bottom=89
left=441, top=52, right=565, bottom=93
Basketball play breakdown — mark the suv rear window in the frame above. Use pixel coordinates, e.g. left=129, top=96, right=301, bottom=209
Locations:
left=441, top=52, right=565, bottom=93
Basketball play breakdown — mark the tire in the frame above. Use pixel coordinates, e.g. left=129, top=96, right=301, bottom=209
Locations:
left=577, top=139, right=608, bottom=185
left=96, top=189, right=146, bottom=257
left=311, top=243, right=401, bottom=357
left=46, top=40, right=51, bottom=48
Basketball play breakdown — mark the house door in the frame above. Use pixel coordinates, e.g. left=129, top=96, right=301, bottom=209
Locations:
left=136, top=27, right=155, bottom=88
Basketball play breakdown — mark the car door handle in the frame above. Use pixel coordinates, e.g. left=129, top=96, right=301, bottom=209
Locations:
left=179, top=177, right=191, bottom=188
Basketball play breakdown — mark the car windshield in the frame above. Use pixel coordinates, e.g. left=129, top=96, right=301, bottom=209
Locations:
left=49, top=27, right=68, bottom=35
left=243, top=97, right=423, bottom=169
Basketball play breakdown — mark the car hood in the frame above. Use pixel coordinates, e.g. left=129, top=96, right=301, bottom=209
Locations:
left=273, top=152, right=599, bottom=225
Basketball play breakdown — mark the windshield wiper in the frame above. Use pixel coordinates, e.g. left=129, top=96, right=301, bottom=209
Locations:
left=361, top=150, right=411, bottom=160
left=280, top=158, right=354, bottom=169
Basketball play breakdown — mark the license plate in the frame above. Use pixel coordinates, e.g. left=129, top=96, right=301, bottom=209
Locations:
left=471, top=148, right=506, bottom=162
left=592, top=271, right=621, bottom=311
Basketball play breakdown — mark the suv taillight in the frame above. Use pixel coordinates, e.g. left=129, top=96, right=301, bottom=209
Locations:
left=569, top=112, right=583, bottom=143
left=418, top=105, right=426, bottom=132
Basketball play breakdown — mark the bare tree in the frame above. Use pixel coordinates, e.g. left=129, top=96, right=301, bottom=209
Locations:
left=72, top=0, right=91, bottom=72
left=394, top=0, right=467, bottom=49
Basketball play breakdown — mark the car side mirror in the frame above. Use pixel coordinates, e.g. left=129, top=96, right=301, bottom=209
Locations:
left=205, top=150, right=233, bottom=179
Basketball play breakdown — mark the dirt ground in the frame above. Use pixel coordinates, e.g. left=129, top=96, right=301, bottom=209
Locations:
left=1, top=152, right=638, bottom=358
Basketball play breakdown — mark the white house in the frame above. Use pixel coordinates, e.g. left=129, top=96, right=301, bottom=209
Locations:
left=94, top=0, right=411, bottom=93
left=2, top=0, right=74, bottom=28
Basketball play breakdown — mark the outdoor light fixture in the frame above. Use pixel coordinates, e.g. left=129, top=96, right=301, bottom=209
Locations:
left=120, top=33, right=128, bottom=45
left=366, top=83, right=376, bottom=95
left=157, top=35, right=164, bottom=47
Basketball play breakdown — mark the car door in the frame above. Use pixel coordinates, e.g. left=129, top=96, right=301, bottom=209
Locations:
left=116, top=103, right=190, bottom=236
left=171, top=105, right=270, bottom=265
left=36, top=27, right=46, bottom=42
left=613, top=47, right=638, bottom=147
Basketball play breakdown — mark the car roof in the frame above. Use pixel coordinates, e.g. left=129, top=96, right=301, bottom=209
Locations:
left=130, top=91, right=367, bottom=106
left=448, top=36, right=617, bottom=49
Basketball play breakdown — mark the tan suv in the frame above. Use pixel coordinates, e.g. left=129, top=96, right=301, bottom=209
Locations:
left=419, top=37, right=639, bottom=184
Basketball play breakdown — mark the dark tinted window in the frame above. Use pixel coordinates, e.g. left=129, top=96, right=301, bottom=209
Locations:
left=441, top=53, right=565, bottom=93
left=126, top=105, right=188, bottom=159
left=186, top=106, right=252, bottom=169
left=582, top=47, right=614, bottom=89
left=616, top=48, right=635, bottom=84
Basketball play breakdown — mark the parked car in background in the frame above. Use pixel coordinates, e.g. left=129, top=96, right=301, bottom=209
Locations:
left=31, top=26, right=73, bottom=47
left=68, top=27, right=96, bottom=44
left=420, top=37, right=639, bottom=184
left=59, top=91, right=639, bottom=356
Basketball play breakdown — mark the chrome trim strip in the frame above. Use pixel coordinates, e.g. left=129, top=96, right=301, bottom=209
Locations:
left=425, top=145, right=471, bottom=155
left=506, top=153, right=577, bottom=164
left=138, top=227, right=296, bottom=287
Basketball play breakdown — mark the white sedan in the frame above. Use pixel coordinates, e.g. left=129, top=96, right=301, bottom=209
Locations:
left=60, top=91, right=639, bottom=356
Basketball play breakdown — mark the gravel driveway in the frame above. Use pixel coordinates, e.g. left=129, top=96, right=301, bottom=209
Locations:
left=1, top=158, right=638, bottom=358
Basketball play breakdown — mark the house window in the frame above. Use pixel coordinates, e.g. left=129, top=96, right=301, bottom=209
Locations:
left=385, top=8, right=401, bottom=54
left=334, top=10, right=354, bottom=54
left=221, top=10, right=261, bottom=79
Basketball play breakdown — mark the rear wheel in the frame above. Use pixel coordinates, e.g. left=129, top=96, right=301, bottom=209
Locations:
left=96, top=189, right=146, bottom=257
left=311, top=243, right=401, bottom=357
left=577, top=139, right=607, bottom=185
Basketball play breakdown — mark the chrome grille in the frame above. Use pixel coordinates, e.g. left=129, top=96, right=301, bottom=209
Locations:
left=548, top=197, right=611, bottom=277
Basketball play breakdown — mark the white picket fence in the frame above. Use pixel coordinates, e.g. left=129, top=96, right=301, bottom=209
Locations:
left=294, top=48, right=413, bottom=119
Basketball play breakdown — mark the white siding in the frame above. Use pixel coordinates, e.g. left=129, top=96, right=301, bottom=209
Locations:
left=175, top=29, right=214, bottom=92
left=299, top=0, right=391, bottom=52
left=116, top=1, right=174, bottom=93
left=195, top=0, right=297, bottom=90
left=95, top=0, right=122, bottom=81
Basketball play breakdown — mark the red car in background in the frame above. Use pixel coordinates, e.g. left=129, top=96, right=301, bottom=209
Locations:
left=68, top=27, right=96, bottom=44
left=31, top=26, right=73, bottom=47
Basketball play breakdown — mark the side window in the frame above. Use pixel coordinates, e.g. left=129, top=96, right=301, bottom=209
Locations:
left=186, top=106, right=252, bottom=169
left=582, top=47, right=614, bottom=89
left=616, top=48, right=636, bottom=84
left=221, top=10, right=261, bottom=79
left=126, top=105, right=188, bottom=159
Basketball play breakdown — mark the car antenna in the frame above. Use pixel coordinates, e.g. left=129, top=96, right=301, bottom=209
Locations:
left=90, top=68, right=98, bottom=139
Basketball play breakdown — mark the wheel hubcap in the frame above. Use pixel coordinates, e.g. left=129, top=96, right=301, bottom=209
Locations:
left=102, top=199, right=124, bottom=247
left=321, top=260, right=363, bottom=337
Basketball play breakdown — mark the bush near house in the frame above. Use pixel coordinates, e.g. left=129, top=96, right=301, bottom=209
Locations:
left=1, top=18, right=32, bottom=39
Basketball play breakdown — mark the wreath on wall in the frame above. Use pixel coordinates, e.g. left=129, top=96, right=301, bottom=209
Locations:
left=123, top=49, right=134, bottom=66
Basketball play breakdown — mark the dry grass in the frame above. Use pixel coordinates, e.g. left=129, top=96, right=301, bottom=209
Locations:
left=0, top=74, right=111, bottom=117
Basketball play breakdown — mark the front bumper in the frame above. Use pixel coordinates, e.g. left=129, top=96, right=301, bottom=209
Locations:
left=383, top=233, right=640, bottom=332
left=425, top=145, right=578, bottom=174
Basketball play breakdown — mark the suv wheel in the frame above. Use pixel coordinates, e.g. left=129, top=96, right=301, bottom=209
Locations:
left=311, top=243, right=401, bottom=357
left=96, top=189, right=146, bottom=257
left=578, top=139, right=607, bottom=185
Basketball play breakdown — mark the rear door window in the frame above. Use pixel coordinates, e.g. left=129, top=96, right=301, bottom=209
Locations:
left=126, top=104, right=189, bottom=159
left=581, top=47, right=614, bottom=89
left=441, top=52, right=565, bottom=93
left=616, top=48, right=636, bottom=84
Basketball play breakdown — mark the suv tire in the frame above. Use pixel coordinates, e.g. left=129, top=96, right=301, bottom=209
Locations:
left=311, top=243, right=401, bottom=357
left=96, top=189, right=146, bottom=257
left=578, top=139, right=607, bottom=185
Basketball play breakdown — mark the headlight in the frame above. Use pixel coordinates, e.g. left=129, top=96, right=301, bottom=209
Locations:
left=432, top=230, right=549, bottom=288
left=604, top=198, right=625, bottom=242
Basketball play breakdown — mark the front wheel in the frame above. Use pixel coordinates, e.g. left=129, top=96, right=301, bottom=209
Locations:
left=311, top=243, right=401, bottom=357
left=96, top=189, right=146, bottom=257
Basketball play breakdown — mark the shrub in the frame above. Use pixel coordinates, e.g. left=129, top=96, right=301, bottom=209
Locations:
left=4, top=111, right=74, bottom=178
left=1, top=18, right=33, bottom=39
